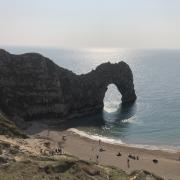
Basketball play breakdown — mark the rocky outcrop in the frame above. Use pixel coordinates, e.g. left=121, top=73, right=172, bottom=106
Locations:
left=0, top=49, right=136, bottom=123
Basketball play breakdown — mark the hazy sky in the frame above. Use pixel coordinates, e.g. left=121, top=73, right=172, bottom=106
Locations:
left=0, top=0, right=180, bottom=48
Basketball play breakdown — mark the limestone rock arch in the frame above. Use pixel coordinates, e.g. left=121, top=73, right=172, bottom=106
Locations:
left=0, top=49, right=136, bottom=122
left=76, top=62, right=137, bottom=113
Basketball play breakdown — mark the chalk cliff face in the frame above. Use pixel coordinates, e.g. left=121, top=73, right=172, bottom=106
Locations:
left=0, top=49, right=136, bottom=123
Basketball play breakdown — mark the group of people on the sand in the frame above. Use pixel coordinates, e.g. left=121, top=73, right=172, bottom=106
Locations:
left=40, top=135, right=66, bottom=156
left=126, top=153, right=139, bottom=168
left=98, top=141, right=161, bottom=169
left=40, top=147, right=64, bottom=156
left=94, top=139, right=141, bottom=167
left=94, top=139, right=161, bottom=169
left=39, top=135, right=68, bottom=156
left=42, top=135, right=162, bottom=169
left=116, top=152, right=140, bottom=168
left=128, top=153, right=139, bottom=160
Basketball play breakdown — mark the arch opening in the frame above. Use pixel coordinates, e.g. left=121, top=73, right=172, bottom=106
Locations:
left=103, top=84, right=122, bottom=113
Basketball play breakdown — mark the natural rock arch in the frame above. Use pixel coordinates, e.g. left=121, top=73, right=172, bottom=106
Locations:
left=80, top=62, right=137, bottom=108
left=0, top=49, right=136, bottom=123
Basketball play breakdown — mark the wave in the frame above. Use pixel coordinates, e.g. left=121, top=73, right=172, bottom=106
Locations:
left=103, top=106, right=118, bottom=113
left=68, top=128, right=124, bottom=144
left=103, top=103, right=119, bottom=113
left=68, top=128, right=180, bottom=153
left=122, top=116, right=138, bottom=124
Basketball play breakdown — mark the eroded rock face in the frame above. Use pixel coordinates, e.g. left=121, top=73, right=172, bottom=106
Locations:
left=0, top=49, right=136, bottom=122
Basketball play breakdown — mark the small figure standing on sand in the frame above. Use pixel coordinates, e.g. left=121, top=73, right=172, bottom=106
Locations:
left=96, top=154, right=99, bottom=164
left=127, top=158, right=130, bottom=168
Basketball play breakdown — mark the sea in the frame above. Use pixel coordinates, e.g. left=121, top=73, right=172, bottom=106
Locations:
left=4, top=46, right=180, bottom=151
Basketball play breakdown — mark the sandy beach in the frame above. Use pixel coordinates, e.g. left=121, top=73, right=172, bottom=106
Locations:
left=27, top=126, right=180, bottom=180
left=1, top=120, right=180, bottom=180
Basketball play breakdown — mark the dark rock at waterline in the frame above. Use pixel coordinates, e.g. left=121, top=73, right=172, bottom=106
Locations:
left=0, top=49, right=136, bottom=124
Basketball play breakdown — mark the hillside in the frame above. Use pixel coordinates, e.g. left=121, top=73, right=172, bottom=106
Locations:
left=0, top=138, right=163, bottom=180
left=0, top=112, right=27, bottom=138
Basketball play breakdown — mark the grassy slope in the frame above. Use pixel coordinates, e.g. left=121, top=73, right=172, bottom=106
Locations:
left=0, top=154, right=163, bottom=180
left=0, top=112, right=27, bottom=138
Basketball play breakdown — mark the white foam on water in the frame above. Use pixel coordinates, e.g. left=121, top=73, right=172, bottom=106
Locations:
left=122, top=116, right=137, bottom=124
left=68, top=128, right=124, bottom=144
left=68, top=128, right=180, bottom=153
left=103, top=102, right=119, bottom=113
left=103, top=107, right=117, bottom=113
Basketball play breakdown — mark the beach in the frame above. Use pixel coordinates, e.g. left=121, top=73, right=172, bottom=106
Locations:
left=1, top=119, right=180, bottom=180
left=30, top=127, right=180, bottom=180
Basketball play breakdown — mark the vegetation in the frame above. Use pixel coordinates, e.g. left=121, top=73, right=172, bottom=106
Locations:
left=0, top=153, right=163, bottom=180
left=0, top=113, right=27, bottom=138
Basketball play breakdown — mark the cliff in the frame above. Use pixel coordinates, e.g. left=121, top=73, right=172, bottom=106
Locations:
left=0, top=49, right=136, bottom=123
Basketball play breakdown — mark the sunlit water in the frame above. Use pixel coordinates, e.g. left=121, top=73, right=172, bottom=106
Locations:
left=5, top=47, right=180, bottom=150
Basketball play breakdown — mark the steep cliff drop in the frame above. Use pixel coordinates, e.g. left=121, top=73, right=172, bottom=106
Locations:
left=0, top=49, right=136, bottom=124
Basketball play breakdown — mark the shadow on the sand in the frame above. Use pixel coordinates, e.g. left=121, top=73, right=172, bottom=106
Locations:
left=25, top=102, right=136, bottom=136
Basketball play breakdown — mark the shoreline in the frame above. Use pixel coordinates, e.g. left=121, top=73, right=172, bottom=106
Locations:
left=68, top=128, right=180, bottom=153
left=63, top=129, right=180, bottom=180
left=25, top=122, right=180, bottom=179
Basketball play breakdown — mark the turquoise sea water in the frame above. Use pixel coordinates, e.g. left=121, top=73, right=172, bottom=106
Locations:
left=5, top=47, right=180, bottom=150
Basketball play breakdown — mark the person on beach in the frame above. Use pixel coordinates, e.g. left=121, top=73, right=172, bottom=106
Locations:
left=96, top=154, right=99, bottom=164
left=128, top=154, right=136, bottom=160
left=117, top=152, right=122, bottom=156
left=127, top=158, right=130, bottom=168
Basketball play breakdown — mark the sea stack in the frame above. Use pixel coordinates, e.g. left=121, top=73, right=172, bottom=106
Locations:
left=0, top=49, right=136, bottom=123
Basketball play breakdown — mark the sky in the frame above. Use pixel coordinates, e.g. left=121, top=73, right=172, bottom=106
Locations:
left=0, top=0, right=180, bottom=49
